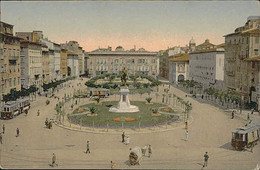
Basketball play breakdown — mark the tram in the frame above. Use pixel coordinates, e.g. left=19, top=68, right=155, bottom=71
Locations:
left=89, top=88, right=110, bottom=98
left=1, top=98, right=30, bottom=119
left=231, top=123, right=259, bottom=150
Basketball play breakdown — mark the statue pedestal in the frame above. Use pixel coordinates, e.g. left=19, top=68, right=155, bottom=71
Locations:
left=109, top=87, right=139, bottom=113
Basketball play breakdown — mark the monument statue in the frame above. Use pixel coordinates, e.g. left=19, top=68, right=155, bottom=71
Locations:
left=109, top=67, right=139, bottom=113
left=121, top=67, right=128, bottom=86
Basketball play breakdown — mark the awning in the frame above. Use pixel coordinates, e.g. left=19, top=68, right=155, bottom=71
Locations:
left=23, top=106, right=30, bottom=111
left=14, top=110, right=19, bottom=116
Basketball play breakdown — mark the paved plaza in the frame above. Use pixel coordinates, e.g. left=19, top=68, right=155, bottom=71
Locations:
left=0, top=78, right=259, bottom=169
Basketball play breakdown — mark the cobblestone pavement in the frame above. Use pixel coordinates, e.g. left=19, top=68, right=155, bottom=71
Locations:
left=0, top=78, right=259, bottom=169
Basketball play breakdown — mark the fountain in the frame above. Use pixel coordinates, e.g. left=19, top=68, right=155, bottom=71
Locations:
left=109, top=68, right=139, bottom=113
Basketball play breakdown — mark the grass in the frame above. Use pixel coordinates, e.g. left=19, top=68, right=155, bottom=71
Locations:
left=68, top=101, right=179, bottom=128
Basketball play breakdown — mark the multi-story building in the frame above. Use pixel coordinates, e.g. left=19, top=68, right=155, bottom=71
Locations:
left=54, top=43, right=61, bottom=80
left=60, top=49, right=68, bottom=79
left=87, top=46, right=159, bottom=78
left=20, top=40, right=43, bottom=92
left=42, top=44, right=50, bottom=84
left=67, top=51, right=78, bottom=77
left=159, top=39, right=195, bottom=80
left=84, top=51, right=89, bottom=76
left=244, top=56, right=260, bottom=110
left=16, top=31, right=58, bottom=82
left=224, top=16, right=260, bottom=104
left=60, top=41, right=85, bottom=76
left=169, top=53, right=190, bottom=84
left=189, top=39, right=225, bottom=90
left=1, top=21, right=22, bottom=98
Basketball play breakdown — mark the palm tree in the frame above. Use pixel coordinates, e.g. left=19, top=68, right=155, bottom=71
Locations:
left=94, top=97, right=101, bottom=104
left=155, top=93, right=159, bottom=102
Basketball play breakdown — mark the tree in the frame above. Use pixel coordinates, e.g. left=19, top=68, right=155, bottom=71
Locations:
left=94, top=97, right=101, bottom=104
left=90, top=107, right=96, bottom=114
left=145, top=97, right=152, bottom=103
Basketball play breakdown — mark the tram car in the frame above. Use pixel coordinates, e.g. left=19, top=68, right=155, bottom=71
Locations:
left=89, top=88, right=110, bottom=98
left=231, top=123, right=259, bottom=150
left=1, top=98, right=30, bottom=119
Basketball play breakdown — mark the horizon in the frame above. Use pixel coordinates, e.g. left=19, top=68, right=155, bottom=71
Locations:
left=1, top=1, right=260, bottom=52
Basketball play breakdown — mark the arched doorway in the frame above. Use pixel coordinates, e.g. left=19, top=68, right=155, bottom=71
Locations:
left=67, top=67, right=71, bottom=77
left=178, top=74, right=184, bottom=82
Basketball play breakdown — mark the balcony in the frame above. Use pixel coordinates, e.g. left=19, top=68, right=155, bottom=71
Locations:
left=9, top=55, right=19, bottom=61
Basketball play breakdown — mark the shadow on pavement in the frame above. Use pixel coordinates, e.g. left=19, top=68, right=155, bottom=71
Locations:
left=219, top=142, right=234, bottom=150
left=124, top=160, right=131, bottom=167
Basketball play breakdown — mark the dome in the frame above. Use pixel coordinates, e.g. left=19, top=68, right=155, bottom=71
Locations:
left=189, top=37, right=195, bottom=44
left=115, top=46, right=124, bottom=51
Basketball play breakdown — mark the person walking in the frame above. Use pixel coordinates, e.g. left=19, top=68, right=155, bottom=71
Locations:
left=2, top=124, right=5, bottom=134
left=247, top=113, right=250, bottom=120
left=37, top=109, right=40, bottom=116
left=148, top=145, right=152, bottom=158
left=203, top=152, right=209, bottom=167
left=110, top=161, right=116, bottom=169
left=185, top=121, right=188, bottom=131
left=231, top=110, right=235, bottom=119
left=185, top=130, right=189, bottom=141
left=51, top=153, right=57, bottom=166
left=125, top=136, right=130, bottom=145
left=86, top=141, right=90, bottom=154
left=0, top=133, right=2, bottom=144
left=16, top=128, right=19, bottom=137
left=122, top=132, right=125, bottom=143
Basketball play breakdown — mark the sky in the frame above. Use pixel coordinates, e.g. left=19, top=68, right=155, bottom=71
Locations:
left=1, top=1, right=260, bottom=52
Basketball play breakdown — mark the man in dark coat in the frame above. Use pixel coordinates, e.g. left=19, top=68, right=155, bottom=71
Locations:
left=122, top=132, right=125, bottom=143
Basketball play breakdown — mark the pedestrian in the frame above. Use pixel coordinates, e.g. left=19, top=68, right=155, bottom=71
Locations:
left=231, top=110, right=235, bottom=119
left=0, top=133, right=2, bottom=144
left=45, top=118, right=49, bottom=128
left=122, top=132, right=125, bottom=143
left=203, top=152, right=209, bottom=167
left=148, top=145, right=152, bottom=158
left=125, top=136, right=130, bottom=145
left=51, top=153, right=57, bottom=166
left=251, top=109, right=254, bottom=115
left=185, top=130, right=189, bottom=141
left=86, top=141, right=90, bottom=153
left=75, top=100, right=78, bottom=105
left=247, top=113, right=250, bottom=120
left=48, top=121, right=52, bottom=129
left=2, top=124, right=5, bottom=134
left=25, top=110, right=28, bottom=116
left=37, top=109, right=40, bottom=116
left=16, top=128, right=19, bottom=137
left=185, top=121, right=188, bottom=131
left=110, top=161, right=116, bottom=169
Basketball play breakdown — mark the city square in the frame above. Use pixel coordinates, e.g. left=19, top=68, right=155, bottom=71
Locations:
left=0, top=1, right=260, bottom=169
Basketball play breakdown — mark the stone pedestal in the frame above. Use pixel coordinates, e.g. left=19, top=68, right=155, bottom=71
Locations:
left=109, top=87, right=139, bottom=113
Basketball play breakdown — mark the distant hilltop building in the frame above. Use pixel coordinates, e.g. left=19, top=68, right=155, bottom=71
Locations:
left=87, top=46, right=159, bottom=78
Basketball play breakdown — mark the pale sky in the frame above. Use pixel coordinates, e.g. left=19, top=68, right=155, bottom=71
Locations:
left=1, top=1, right=260, bottom=52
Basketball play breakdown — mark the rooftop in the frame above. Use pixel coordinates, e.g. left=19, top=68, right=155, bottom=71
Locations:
left=88, top=50, right=158, bottom=56
left=169, top=53, right=189, bottom=62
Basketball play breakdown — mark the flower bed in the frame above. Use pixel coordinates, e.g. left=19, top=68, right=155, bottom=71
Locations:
left=112, top=117, right=136, bottom=122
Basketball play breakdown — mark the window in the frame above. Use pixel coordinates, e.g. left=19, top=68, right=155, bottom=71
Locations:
left=254, top=49, right=259, bottom=56
left=3, top=48, right=6, bottom=57
left=255, top=37, right=259, bottom=44
left=9, top=78, right=12, bottom=86
left=14, top=78, right=16, bottom=86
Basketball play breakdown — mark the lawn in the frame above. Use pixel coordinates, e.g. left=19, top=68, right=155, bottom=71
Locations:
left=68, top=101, right=179, bottom=128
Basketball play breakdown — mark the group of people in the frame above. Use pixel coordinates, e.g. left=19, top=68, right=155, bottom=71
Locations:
left=45, top=118, right=52, bottom=129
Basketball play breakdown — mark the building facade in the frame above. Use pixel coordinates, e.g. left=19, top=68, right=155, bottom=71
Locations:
left=87, top=46, right=159, bottom=78
left=54, top=43, right=61, bottom=80
left=60, top=49, right=68, bottom=79
left=42, top=45, right=50, bottom=84
left=60, top=41, right=84, bottom=76
left=1, top=21, right=21, bottom=99
left=67, top=52, right=79, bottom=77
left=189, top=40, right=225, bottom=90
left=169, top=53, right=189, bottom=84
left=20, top=40, right=43, bottom=91
left=224, top=16, right=260, bottom=104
